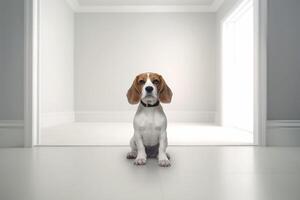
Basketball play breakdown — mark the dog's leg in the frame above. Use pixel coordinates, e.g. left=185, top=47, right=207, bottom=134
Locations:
left=133, top=133, right=147, bottom=165
left=158, top=132, right=171, bottom=167
left=127, top=137, right=137, bottom=159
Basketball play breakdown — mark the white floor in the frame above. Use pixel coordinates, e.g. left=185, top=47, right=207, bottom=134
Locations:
left=40, top=122, right=253, bottom=145
left=1, top=146, right=300, bottom=200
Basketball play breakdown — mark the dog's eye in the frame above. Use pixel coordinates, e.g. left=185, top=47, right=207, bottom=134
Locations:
left=138, top=80, right=146, bottom=85
left=153, top=80, right=159, bottom=85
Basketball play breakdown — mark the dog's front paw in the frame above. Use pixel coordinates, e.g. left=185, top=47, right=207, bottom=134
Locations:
left=158, top=159, right=171, bottom=167
left=127, top=151, right=137, bottom=159
left=134, top=158, right=146, bottom=165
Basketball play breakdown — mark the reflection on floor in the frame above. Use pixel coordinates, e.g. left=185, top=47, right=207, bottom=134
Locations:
left=1, top=147, right=300, bottom=200
left=40, top=123, right=253, bottom=145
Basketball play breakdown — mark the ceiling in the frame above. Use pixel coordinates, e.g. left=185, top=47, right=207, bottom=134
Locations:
left=66, top=0, right=224, bottom=12
left=77, top=0, right=215, bottom=6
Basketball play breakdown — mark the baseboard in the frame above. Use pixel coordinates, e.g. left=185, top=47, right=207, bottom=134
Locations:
left=41, top=112, right=75, bottom=128
left=75, top=110, right=216, bottom=123
left=267, top=120, right=300, bottom=146
left=0, top=120, right=24, bottom=147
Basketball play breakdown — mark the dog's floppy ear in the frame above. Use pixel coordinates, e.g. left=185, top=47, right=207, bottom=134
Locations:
left=159, top=75, right=173, bottom=103
left=127, top=76, right=140, bottom=104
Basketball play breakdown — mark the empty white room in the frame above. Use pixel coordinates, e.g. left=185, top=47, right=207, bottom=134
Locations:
left=1, top=0, right=300, bottom=199
left=37, top=0, right=258, bottom=146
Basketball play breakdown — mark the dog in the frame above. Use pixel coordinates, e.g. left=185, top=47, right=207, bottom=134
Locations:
left=126, top=72, right=172, bottom=167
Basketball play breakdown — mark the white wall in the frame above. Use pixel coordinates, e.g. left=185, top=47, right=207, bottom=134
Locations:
left=267, top=0, right=300, bottom=120
left=39, top=0, right=75, bottom=127
left=0, top=0, right=25, bottom=147
left=266, top=0, right=300, bottom=145
left=74, top=13, right=217, bottom=122
left=0, top=0, right=24, bottom=121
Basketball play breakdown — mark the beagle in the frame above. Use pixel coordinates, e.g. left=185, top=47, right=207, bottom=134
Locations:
left=126, top=72, right=173, bottom=167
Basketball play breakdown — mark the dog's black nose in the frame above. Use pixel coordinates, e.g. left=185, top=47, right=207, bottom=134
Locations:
left=145, top=86, right=153, bottom=93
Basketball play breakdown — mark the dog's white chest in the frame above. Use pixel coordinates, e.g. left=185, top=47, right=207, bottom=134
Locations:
left=134, top=107, right=166, bottom=146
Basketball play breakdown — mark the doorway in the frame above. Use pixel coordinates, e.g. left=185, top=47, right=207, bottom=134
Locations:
left=221, top=0, right=254, bottom=138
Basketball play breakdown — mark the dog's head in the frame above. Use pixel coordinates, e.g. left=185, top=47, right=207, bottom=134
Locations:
left=127, top=72, right=173, bottom=105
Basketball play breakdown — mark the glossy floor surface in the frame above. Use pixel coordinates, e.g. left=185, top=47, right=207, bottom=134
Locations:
left=1, top=147, right=300, bottom=200
left=40, top=123, right=253, bottom=145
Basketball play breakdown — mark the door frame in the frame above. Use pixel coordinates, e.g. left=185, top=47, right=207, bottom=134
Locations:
left=218, top=0, right=267, bottom=145
left=253, top=0, right=268, bottom=145
left=24, top=0, right=268, bottom=147
left=24, top=0, right=40, bottom=147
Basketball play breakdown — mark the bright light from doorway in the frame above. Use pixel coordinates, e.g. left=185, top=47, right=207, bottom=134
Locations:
left=221, top=0, right=254, bottom=134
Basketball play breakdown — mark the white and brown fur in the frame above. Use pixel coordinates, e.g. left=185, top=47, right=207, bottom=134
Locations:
left=126, top=72, right=173, bottom=167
